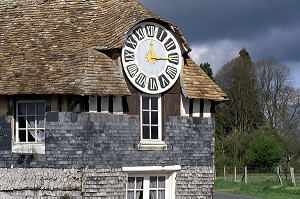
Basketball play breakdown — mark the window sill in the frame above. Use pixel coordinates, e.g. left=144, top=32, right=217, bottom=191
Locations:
left=138, top=141, right=167, bottom=151
left=12, top=143, right=45, bottom=154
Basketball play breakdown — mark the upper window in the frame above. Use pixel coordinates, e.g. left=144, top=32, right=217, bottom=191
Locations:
left=141, top=95, right=161, bottom=141
left=13, top=100, right=46, bottom=154
left=16, top=101, right=46, bottom=143
left=139, top=95, right=166, bottom=150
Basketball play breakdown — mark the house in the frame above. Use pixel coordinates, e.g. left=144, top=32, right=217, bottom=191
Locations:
left=0, top=0, right=227, bottom=198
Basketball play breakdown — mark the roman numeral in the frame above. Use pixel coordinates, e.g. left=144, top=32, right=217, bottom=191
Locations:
left=164, top=38, right=176, bottom=51
left=156, top=27, right=167, bottom=42
left=145, top=25, right=155, bottom=37
left=168, top=53, right=179, bottom=64
left=124, top=50, right=135, bottom=62
left=133, top=26, right=145, bottom=41
left=127, top=64, right=138, bottom=78
left=158, top=74, right=170, bottom=88
left=148, top=78, right=158, bottom=91
left=166, top=66, right=177, bottom=79
left=135, top=73, right=146, bottom=88
left=125, top=35, right=137, bottom=49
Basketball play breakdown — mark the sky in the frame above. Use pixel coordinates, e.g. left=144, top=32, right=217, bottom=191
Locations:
left=138, top=0, right=300, bottom=88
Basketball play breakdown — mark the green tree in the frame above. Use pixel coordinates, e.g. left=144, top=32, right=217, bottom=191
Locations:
left=200, top=62, right=213, bottom=80
left=246, top=128, right=284, bottom=170
left=215, top=48, right=263, bottom=166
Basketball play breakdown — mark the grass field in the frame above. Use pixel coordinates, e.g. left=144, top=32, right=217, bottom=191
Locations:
left=214, top=173, right=300, bottom=199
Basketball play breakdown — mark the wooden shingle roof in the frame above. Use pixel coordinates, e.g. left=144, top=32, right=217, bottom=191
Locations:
left=181, top=58, right=227, bottom=101
left=0, top=0, right=226, bottom=101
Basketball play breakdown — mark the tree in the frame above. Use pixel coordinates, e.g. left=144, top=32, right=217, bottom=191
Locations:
left=215, top=48, right=263, bottom=165
left=255, top=57, right=300, bottom=166
left=215, top=48, right=262, bottom=134
left=246, top=128, right=284, bottom=170
left=200, top=62, right=213, bottom=80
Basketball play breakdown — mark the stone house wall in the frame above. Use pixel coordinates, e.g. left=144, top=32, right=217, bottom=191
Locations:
left=0, top=112, right=214, bottom=198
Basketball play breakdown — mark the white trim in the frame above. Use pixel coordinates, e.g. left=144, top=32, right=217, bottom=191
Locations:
left=180, top=95, right=189, bottom=116
left=137, top=141, right=167, bottom=151
left=88, top=96, right=98, bottom=112
left=113, top=96, right=123, bottom=114
left=101, top=96, right=109, bottom=113
left=203, top=100, right=211, bottom=118
left=12, top=143, right=45, bottom=154
left=122, top=165, right=181, bottom=172
left=192, top=99, right=200, bottom=117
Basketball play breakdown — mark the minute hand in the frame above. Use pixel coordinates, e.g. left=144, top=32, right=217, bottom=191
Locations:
left=152, top=56, right=171, bottom=61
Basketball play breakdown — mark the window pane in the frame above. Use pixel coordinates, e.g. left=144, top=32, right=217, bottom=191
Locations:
left=27, top=103, right=35, bottom=115
left=37, top=130, right=45, bottom=142
left=27, top=116, right=35, bottom=128
left=158, top=177, right=165, bottom=188
left=28, top=130, right=35, bottom=142
left=158, top=190, right=165, bottom=199
left=136, top=177, right=143, bottom=189
left=37, top=116, right=45, bottom=128
left=150, top=190, right=157, bottom=199
left=142, top=97, right=149, bottom=109
left=36, top=102, right=45, bottom=115
left=150, top=176, right=157, bottom=188
left=151, top=126, right=158, bottom=139
left=151, top=112, right=158, bottom=124
left=19, top=130, right=26, bottom=142
left=142, top=111, right=149, bottom=124
left=18, top=103, right=26, bottom=115
left=142, top=126, right=150, bottom=139
left=151, top=97, right=158, bottom=110
left=127, top=191, right=134, bottom=199
left=136, top=191, right=143, bottom=199
left=128, top=177, right=135, bottom=189
left=18, top=116, right=26, bottom=128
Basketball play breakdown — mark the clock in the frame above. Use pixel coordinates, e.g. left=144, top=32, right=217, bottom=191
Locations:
left=121, top=22, right=183, bottom=94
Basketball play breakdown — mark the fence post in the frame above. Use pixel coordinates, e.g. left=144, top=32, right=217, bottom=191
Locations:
left=276, top=167, right=283, bottom=185
left=224, top=166, right=226, bottom=181
left=244, top=166, right=247, bottom=184
left=290, top=167, right=296, bottom=187
left=234, top=166, right=237, bottom=182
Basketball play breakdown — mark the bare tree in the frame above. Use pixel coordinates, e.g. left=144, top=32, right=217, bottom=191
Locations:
left=255, top=57, right=300, bottom=165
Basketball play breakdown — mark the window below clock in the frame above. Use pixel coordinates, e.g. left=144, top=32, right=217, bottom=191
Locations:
left=12, top=100, right=46, bottom=154
left=138, top=95, right=166, bottom=150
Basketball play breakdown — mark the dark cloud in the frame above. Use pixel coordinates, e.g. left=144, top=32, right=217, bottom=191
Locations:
left=138, top=0, right=300, bottom=88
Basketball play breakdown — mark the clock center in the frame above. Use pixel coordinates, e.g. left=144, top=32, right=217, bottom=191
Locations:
left=137, top=39, right=166, bottom=76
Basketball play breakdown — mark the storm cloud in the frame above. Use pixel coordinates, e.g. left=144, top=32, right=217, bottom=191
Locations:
left=138, top=0, right=300, bottom=88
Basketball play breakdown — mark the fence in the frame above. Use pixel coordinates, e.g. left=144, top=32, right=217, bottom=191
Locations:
left=216, top=166, right=300, bottom=186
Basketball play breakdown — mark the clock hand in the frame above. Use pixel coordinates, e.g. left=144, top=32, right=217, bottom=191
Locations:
left=146, top=40, right=160, bottom=64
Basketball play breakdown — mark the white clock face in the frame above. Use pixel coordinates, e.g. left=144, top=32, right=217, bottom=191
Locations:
left=121, top=22, right=183, bottom=94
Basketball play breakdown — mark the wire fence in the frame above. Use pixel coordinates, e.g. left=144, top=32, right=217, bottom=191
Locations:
left=215, top=166, right=300, bottom=186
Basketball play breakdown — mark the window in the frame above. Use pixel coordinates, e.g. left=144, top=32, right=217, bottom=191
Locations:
left=123, top=165, right=180, bottom=199
left=127, top=175, right=166, bottom=199
left=139, top=95, right=166, bottom=150
left=12, top=100, right=46, bottom=154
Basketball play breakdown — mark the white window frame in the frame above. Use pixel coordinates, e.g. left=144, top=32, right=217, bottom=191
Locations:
left=138, top=94, right=167, bottom=150
left=123, top=165, right=180, bottom=199
left=12, top=100, right=46, bottom=154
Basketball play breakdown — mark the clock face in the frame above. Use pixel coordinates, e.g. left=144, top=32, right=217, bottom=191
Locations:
left=121, top=22, right=183, bottom=94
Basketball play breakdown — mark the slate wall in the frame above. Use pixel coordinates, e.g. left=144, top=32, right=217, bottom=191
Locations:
left=0, top=112, right=215, bottom=198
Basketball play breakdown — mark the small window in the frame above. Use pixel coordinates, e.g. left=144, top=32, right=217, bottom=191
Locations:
left=12, top=100, right=46, bottom=154
left=16, top=101, right=46, bottom=143
left=139, top=95, right=166, bottom=150
left=141, top=95, right=161, bottom=141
